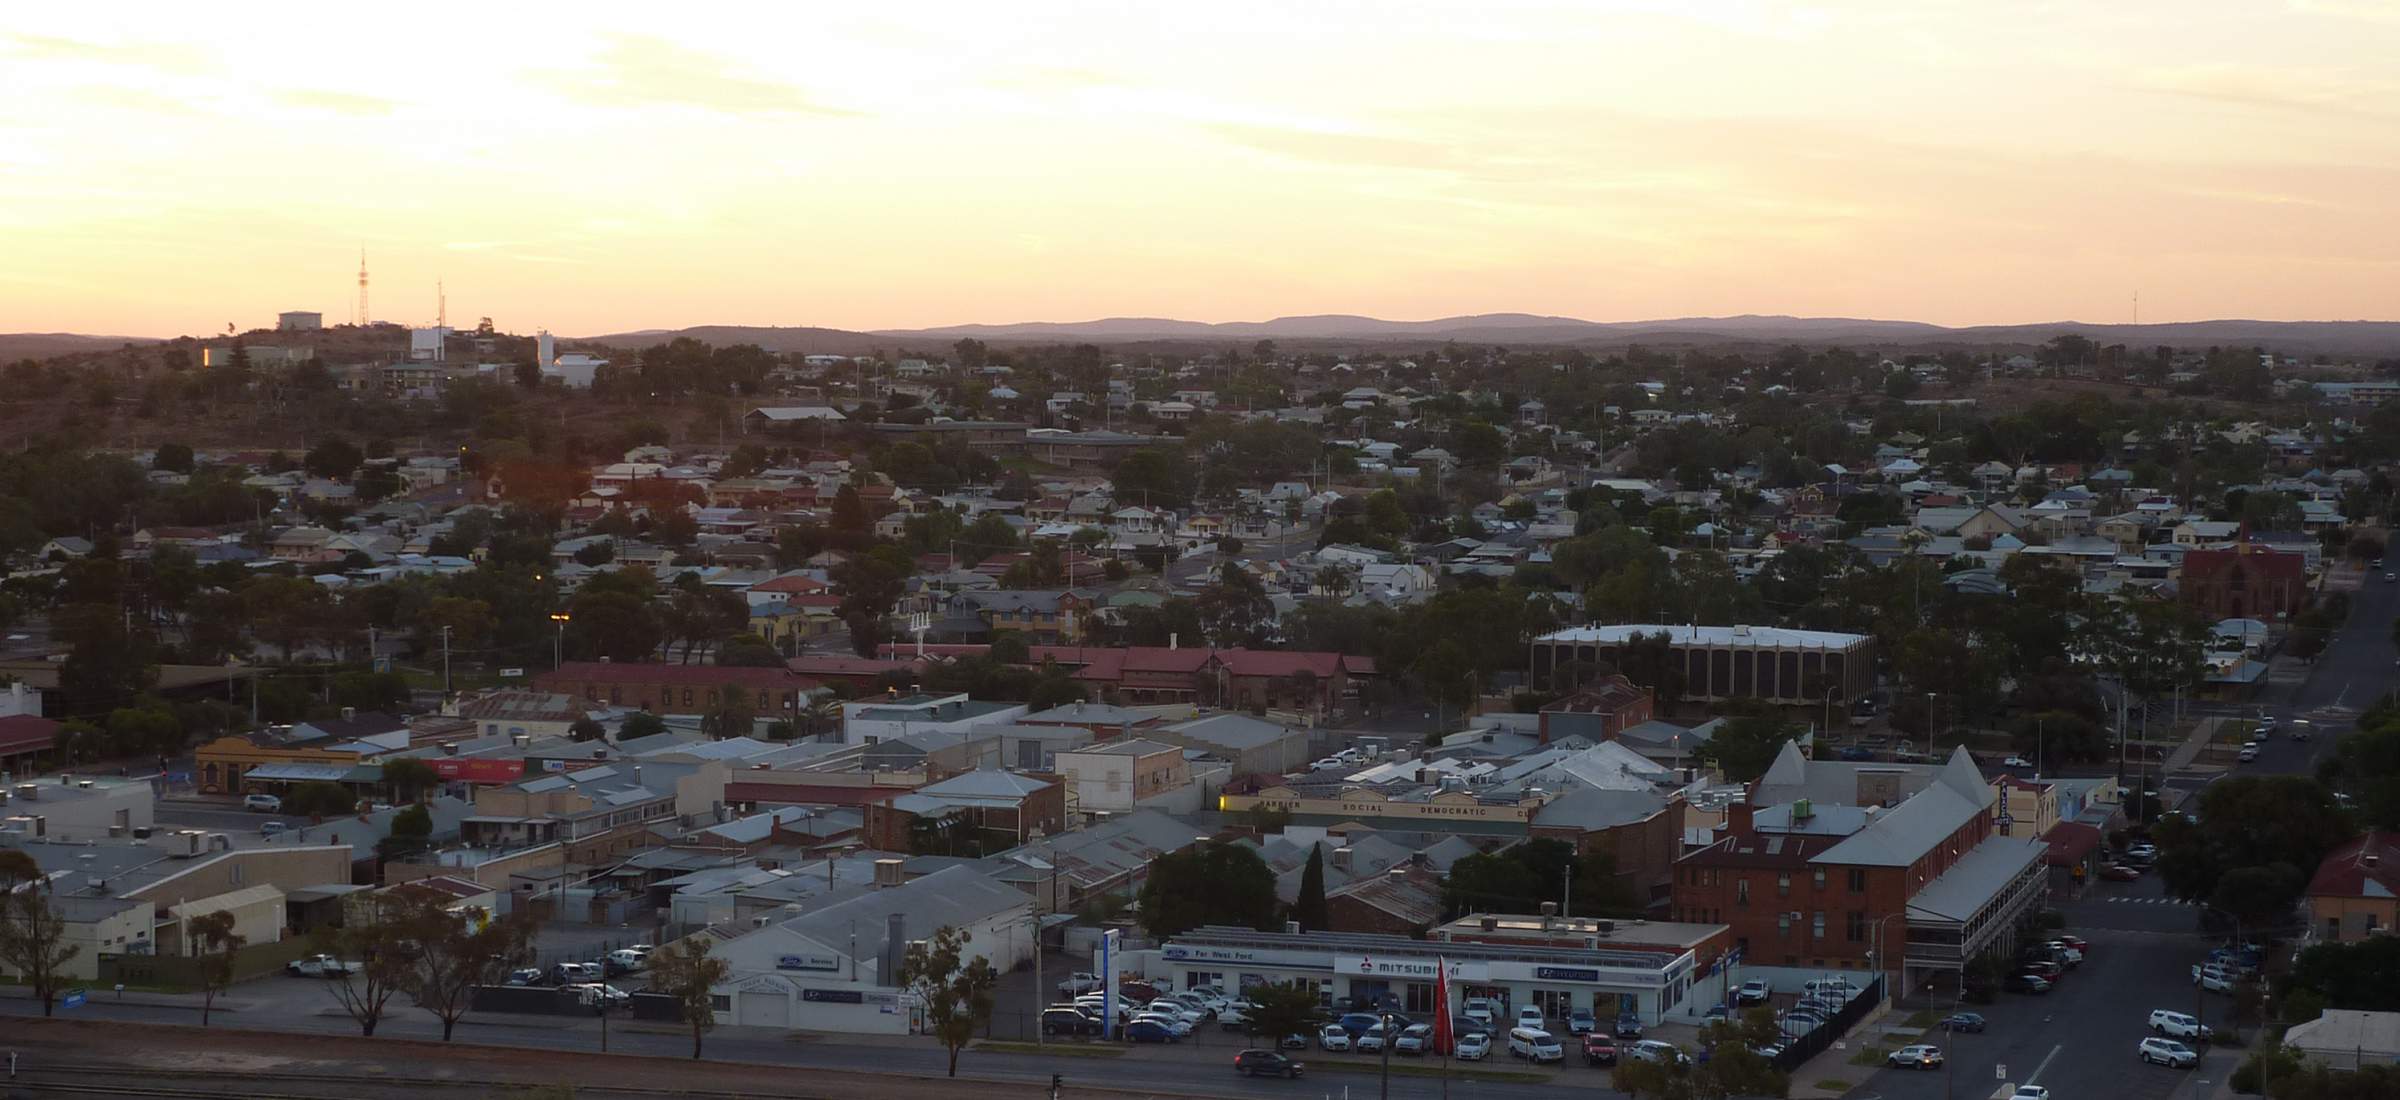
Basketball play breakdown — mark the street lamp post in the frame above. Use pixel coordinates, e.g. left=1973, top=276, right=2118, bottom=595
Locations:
left=1868, top=913, right=1909, bottom=1004
left=549, top=613, right=572, bottom=669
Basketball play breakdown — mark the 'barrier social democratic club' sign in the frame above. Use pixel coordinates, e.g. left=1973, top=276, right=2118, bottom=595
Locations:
left=776, top=953, right=841, bottom=972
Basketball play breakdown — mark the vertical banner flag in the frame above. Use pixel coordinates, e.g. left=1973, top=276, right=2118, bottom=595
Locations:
left=1432, top=956, right=1454, bottom=1056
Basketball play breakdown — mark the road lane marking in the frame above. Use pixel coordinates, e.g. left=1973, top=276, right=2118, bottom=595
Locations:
left=2024, top=1044, right=2062, bottom=1086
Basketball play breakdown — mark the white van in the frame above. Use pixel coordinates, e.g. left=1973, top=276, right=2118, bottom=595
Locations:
left=1508, top=1027, right=1564, bottom=1063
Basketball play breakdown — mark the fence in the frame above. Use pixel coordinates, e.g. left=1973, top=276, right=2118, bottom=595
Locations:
left=1768, top=975, right=1883, bottom=1074
left=99, top=937, right=317, bottom=990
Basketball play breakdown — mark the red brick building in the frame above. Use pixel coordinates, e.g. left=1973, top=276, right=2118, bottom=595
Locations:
left=858, top=769, right=1065, bottom=854
left=1325, top=866, right=1445, bottom=935
left=1670, top=748, right=2048, bottom=989
left=535, top=662, right=818, bottom=716
left=1529, top=787, right=1684, bottom=910
left=1537, top=675, right=1655, bottom=745
left=2180, top=543, right=2308, bottom=621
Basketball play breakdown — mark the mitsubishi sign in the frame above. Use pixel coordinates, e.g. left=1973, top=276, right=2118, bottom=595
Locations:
left=1335, top=956, right=1487, bottom=981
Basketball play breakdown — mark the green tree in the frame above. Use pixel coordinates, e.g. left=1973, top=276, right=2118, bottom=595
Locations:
left=304, top=436, right=364, bottom=480
left=1241, top=979, right=1324, bottom=1045
left=2285, top=935, right=2400, bottom=1013
left=899, top=925, right=1000, bottom=1078
left=399, top=893, right=537, bottom=1041
left=0, top=849, right=82, bottom=1016
left=1195, top=563, right=1275, bottom=648
left=190, top=908, right=245, bottom=1027
left=1138, top=841, right=1280, bottom=939
left=382, top=758, right=440, bottom=803
left=2153, top=775, right=2351, bottom=915
left=649, top=936, right=731, bottom=1059
left=1292, top=843, right=1329, bottom=931
left=620, top=712, right=668, bottom=739
left=1698, top=713, right=1799, bottom=783
left=152, top=441, right=195, bottom=473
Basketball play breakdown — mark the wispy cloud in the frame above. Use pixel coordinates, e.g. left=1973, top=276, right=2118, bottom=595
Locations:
left=1, top=32, right=214, bottom=76
left=275, top=89, right=396, bottom=116
left=538, top=35, right=853, bottom=117
left=2129, top=63, right=2399, bottom=118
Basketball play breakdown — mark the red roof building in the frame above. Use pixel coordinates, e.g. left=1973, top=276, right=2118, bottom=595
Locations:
left=534, top=662, right=819, bottom=715
left=0, top=714, right=59, bottom=767
left=2180, top=543, right=2308, bottom=622
left=2306, top=831, right=2400, bottom=942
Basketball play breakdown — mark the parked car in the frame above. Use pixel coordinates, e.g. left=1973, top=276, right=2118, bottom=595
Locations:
left=2139, top=1037, right=2201, bottom=1068
left=1736, top=979, right=1773, bottom=1005
left=1394, top=1024, right=1435, bottom=1055
left=1581, top=1034, right=1618, bottom=1065
left=2126, top=842, right=2159, bottom=861
left=2101, top=863, right=2143, bottom=881
left=1355, top=1024, right=1389, bottom=1054
left=503, top=968, right=545, bottom=987
left=1043, top=1008, right=1101, bottom=1037
left=259, top=820, right=288, bottom=836
left=2238, top=744, right=2260, bottom=763
left=2005, top=973, right=2052, bottom=994
left=1463, top=997, right=1497, bottom=1026
left=2193, top=963, right=2238, bottom=993
left=1318, top=1025, right=1352, bottom=1051
left=2044, top=941, right=2084, bottom=966
left=1455, top=1032, right=1491, bottom=1061
left=243, top=793, right=283, bottom=813
left=2002, top=756, right=2033, bottom=769
left=1507, top=1027, right=1564, bottom=1063
left=1234, top=1049, right=1305, bottom=1078
left=1937, top=1012, right=1986, bottom=1033
left=2013, top=1087, right=2051, bottom=1100
left=1133, top=1012, right=1195, bottom=1037
left=2149, top=1010, right=2204, bottom=1038
left=1057, top=971, right=1104, bottom=997
left=2291, top=720, right=2313, bottom=742
left=2055, top=934, right=2089, bottom=952
left=285, top=954, right=353, bottom=978
left=606, top=949, right=649, bottom=973
left=1614, top=1012, right=1644, bottom=1038
left=1778, top=1011, right=1823, bottom=1036
left=1626, top=1040, right=1686, bottom=1066
left=1124, top=1019, right=1179, bottom=1044
left=568, top=983, right=630, bottom=1007
left=1887, top=1044, right=1944, bottom=1070
left=553, top=962, right=602, bottom=984
left=1838, top=745, right=1877, bottom=761
left=1568, top=1009, right=1597, bottom=1035
left=1216, top=1003, right=1252, bottom=1030
left=1516, top=1004, right=1545, bottom=1029
left=1701, top=1004, right=1732, bottom=1022
left=1337, top=1012, right=1382, bottom=1037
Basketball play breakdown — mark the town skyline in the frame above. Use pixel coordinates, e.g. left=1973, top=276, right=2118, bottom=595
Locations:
left=8, top=3, right=2400, bottom=336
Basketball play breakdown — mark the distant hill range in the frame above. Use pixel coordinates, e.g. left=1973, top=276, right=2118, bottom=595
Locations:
left=580, top=314, right=2400, bottom=356
left=0, top=332, right=160, bottom=360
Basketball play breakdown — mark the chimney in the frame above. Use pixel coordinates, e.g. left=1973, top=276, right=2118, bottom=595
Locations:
left=1727, top=802, right=1755, bottom=837
left=880, top=913, right=907, bottom=988
left=1331, top=846, right=1352, bottom=872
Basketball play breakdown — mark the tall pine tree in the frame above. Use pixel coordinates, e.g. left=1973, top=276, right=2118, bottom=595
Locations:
left=1293, top=842, right=1329, bottom=931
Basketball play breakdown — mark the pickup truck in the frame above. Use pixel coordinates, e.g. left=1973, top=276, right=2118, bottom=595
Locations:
left=286, top=954, right=355, bottom=978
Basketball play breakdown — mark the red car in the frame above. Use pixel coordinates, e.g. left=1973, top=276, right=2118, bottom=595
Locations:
left=2100, top=864, right=2141, bottom=882
left=2055, top=934, right=2089, bottom=952
left=1582, top=1035, right=1618, bottom=1066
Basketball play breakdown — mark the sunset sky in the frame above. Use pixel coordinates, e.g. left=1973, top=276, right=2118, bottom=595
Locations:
left=5, top=2, right=2397, bottom=338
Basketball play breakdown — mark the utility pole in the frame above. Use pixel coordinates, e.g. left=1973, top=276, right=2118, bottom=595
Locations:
left=440, top=625, right=452, bottom=699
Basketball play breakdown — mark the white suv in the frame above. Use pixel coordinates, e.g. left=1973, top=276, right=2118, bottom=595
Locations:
left=2148, top=1010, right=2203, bottom=1038
left=2139, top=1037, right=2199, bottom=1068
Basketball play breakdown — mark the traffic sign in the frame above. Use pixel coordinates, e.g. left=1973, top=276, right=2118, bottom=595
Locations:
left=61, top=989, right=87, bottom=1010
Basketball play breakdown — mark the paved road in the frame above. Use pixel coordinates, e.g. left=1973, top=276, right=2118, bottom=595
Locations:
left=2175, top=564, right=2399, bottom=792
left=1852, top=925, right=2224, bottom=1100
left=0, top=985, right=1582, bottom=1100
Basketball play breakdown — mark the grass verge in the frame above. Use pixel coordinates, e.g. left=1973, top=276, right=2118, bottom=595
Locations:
left=1815, top=1079, right=1854, bottom=1093
left=973, top=1041, right=1124, bottom=1058
left=1846, top=1045, right=1891, bottom=1068
left=1901, top=1009, right=1939, bottom=1029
